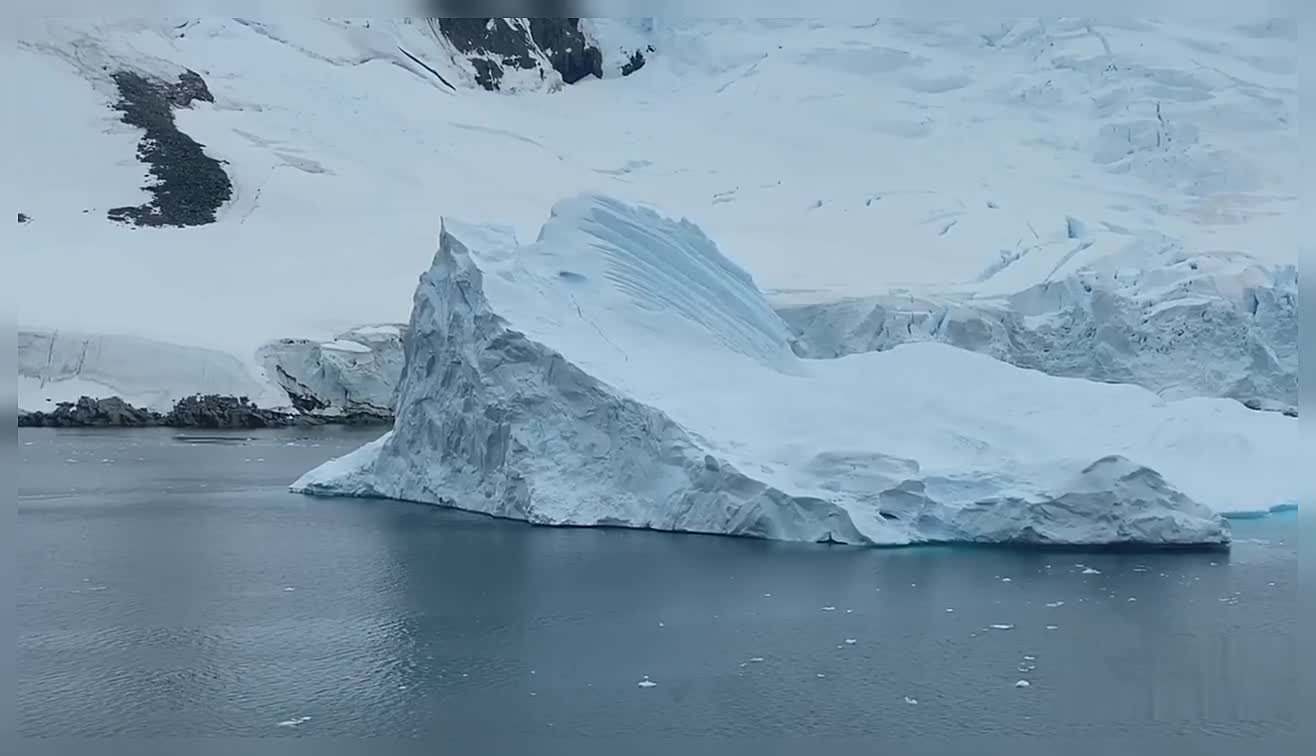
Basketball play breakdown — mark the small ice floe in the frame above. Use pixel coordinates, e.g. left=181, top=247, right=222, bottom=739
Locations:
left=845, top=608, right=853, bottom=614
left=1267, top=582, right=1277, bottom=587
left=945, top=608, right=955, bottom=613
left=989, top=624, right=1014, bottom=631
left=283, top=587, right=296, bottom=592
left=904, top=696, right=918, bottom=705
left=1045, top=601, right=1064, bottom=608
left=816, top=673, right=826, bottom=678
left=843, top=638, right=857, bottom=645
left=748, top=657, right=766, bottom=664
left=100, top=458, right=112, bottom=463
left=277, top=716, right=311, bottom=728
left=636, top=676, right=657, bottom=688
left=1132, top=566, right=1149, bottom=573
left=23, top=442, right=33, bottom=446
left=1081, top=568, right=1101, bottom=575
left=1127, top=597, right=1136, bottom=602
left=1045, top=625, right=1059, bottom=631
left=821, top=606, right=836, bottom=612
left=85, top=585, right=108, bottom=592
left=910, top=583, right=917, bottom=587
left=1001, top=577, right=1012, bottom=583
left=763, top=593, right=772, bottom=598
left=1023, top=655, right=1036, bottom=661
left=1015, top=680, right=1031, bottom=689
left=658, top=621, right=664, bottom=627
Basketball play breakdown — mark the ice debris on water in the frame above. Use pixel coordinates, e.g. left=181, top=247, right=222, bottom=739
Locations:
left=637, top=675, right=657, bottom=688
left=277, top=716, right=311, bottom=727
left=844, top=638, right=857, bottom=645
left=748, top=657, right=765, bottom=663
left=904, top=696, right=919, bottom=705
left=1081, top=568, right=1102, bottom=575
left=989, top=624, right=1014, bottom=630
left=1045, top=601, right=1064, bottom=608
left=1045, top=625, right=1059, bottom=631
left=1015, top=680, right=1031, bottom=688
left=821, top=606, right=836, bottom=611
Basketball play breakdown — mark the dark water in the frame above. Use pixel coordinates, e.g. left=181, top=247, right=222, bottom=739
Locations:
left=16, top=429, right=1297, bottom=752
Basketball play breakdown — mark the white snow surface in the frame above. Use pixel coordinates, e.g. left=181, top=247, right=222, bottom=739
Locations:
left=8, top=18, right=1297, bottom=411
left=292, top=195, right=1306, bottom=545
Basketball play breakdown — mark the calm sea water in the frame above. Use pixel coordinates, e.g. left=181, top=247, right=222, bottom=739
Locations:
left=16, top=428, right=1297, bottom=752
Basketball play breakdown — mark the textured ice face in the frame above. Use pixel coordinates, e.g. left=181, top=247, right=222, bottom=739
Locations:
left=293, top=195, right=1308, bottom=546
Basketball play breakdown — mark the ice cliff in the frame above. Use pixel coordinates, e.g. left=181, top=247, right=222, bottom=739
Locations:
left=293, top=195, right=1305, bottom=546
left=779, top=258, right=1297, bottom=414
left=257, top=324, right=407, bottom=420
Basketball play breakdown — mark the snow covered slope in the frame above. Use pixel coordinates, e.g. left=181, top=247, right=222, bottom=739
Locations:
left=9, top=18, right=1297, bottom=411
left=294, top=195, right=1306, bottom=546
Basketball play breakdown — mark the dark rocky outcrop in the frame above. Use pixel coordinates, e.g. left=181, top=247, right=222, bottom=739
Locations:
left=621, top=46, right=653, bottom=76
left=106, top=69, right=233, bottom=227
left=19, top=396, right=162, bottom=427
left=528, top=18, right=602, bottom=84
left=163, top=394, right=296, bottom=429
left=17, top=394, right=394, bottom=428
left=434, top=18, right=650, bottom=91
left=437, top=18, right=542, bottom=90
left=18, top=212, right=30, bottom=223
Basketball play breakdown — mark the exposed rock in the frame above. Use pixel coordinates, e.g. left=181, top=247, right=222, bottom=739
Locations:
left=15, top=393, right=391, bottom=428
left=433, top=18, right=648, bottom=91
left=163, top=394, right=296, bottom=429
left=19, top=396, right=163, bottom=427
left=106, top=69, right=232, bottom=227
left=528, top=18, right=602, bottom=84
left=620, top=47, right=652, bottom=76
left=18, top=212, right=30, bottom=223
left=436, top=18, right=544, bottom=91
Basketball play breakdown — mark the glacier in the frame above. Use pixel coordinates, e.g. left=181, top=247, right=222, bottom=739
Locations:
left=12, top=19, right=1296, bottom=427
left=293, top=195, right=1305, bottom=546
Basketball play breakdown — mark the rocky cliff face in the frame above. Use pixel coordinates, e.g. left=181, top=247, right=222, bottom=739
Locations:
left=433, top=17, right=647, bottom=91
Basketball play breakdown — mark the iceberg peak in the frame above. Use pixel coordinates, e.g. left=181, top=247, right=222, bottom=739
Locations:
left=293, top=194, right=1305, bottom=547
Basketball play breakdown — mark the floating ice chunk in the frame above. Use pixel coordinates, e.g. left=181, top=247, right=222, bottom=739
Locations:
left=816, top=673, right=826, bottom=678
left=1015, top=680, right=1031, bottom=688
left=658, top=621, right=664, bottom=627
left=283, top=587, right=296, bottom=592
left=1127, top=597, right=1137, bottom=602
left=904, top=696, right=919, bottom=705
left=1045, top=625, right=1059, bottom=631
left=945, top=608, right=955, bottom=613
left=1081, top=568, right=1102, bottom=575
left=1001, top=577, right=1012, bottom=583
left=748, top=657, right=765, bottom=663
left=843, top=638, right=857, bottom=645
left=637, top=676, right=657, bottom=688
left=821, top=606, right=836, bottom=612
left=989, top=624, right=1014, bottom=630
left=1045, top=601, right=1064, bottom=608
left=277, top=716, right=311, bottom=727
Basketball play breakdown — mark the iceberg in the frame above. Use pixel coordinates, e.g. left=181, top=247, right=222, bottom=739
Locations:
left=293, top=195, right=1306, bottom=546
